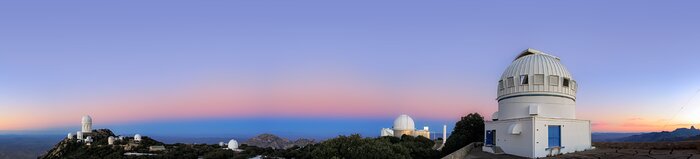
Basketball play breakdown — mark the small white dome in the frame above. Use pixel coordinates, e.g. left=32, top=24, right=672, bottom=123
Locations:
left=393, top=114, right=415, bottom=131
left=108, top=136, right=115, bottom=145
left=85, top=136, right=93, bottom=142
left=67, top=133, right=73, bottom=139
left=134, top=134, right=142, bottom=141
left=82, top=115, right=92, bottom=123
left=219, top=142, right=225, bottom=147
left=227, top=139, right=238, bottom=149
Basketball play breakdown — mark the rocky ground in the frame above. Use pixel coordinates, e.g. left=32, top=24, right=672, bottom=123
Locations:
left=545, top=148, right=700, bottom=159
left=467, top=142, right=700, bottom=159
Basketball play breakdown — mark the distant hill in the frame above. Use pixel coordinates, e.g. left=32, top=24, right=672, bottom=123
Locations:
left=0, top=134, right=63, bottom=159
left=36, top=129, right=438, bottom=158
left=243, top=133, right=315, bottom=149
left=591, top=132, right=642, bottom=142
left=611, top=126, right=700, bottom=142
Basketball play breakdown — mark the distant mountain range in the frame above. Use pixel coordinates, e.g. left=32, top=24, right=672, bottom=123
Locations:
left=0, top=134, right=63, bottom=159
left=243, top=133, right=315, bottom=149
left=604, top=126, right=700, bottom=142
left=591, top=132, right=642, bottom=142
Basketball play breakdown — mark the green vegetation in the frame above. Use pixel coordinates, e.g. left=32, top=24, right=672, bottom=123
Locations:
left=206, top=134, right=441, bottom=159
left=304, top=134, right=440, bottom=159
left=43, top=113, right=491, bottom=158
left=44, top=134, right=441, bottom=159
left=441, top=113, right=484, bottom=156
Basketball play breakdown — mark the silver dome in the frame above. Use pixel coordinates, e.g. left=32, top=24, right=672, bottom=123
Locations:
left=497, top=49, right=577, bottom=101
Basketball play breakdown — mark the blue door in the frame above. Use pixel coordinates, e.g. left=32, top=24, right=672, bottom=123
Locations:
left=485, top=130, right=495, bottom=146
left=548, top=125, right=561, bottom=148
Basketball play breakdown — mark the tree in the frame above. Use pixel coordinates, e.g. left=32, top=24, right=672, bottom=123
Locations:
left=441, top=113, right=484, bottom=156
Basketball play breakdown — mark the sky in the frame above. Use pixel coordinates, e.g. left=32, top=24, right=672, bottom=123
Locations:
left=1, top=1, right=700, bottom=139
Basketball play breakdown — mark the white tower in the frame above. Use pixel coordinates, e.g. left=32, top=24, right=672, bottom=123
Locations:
left=108, top=136, right=115, bottom=145
left=442, top=125, right=447, bottom=142
left=483, top=49, right=591, bottom=158
left=76, top=131, right=84, bottom=140
left=81, top=115, right=92, bottom=133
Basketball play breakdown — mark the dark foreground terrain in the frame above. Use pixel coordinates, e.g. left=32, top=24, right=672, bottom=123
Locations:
left=546, top=142, right=700, bottom=159
left=465, top=142, right=700, bottom=159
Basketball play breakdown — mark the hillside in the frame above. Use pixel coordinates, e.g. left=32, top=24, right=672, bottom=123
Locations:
left=592, top=132, right=642, bottom=142
left=39, top=129, right=440, bottom=159
left=244, top=133, right=315, bottom=149
left=612, top=126, right=700, bottom=142
left=41, top=129, right=165, bottom=159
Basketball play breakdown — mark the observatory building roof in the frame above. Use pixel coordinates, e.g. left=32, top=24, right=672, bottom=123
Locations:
left=497, top=49, right=577, bottom=101
left=393, top=114, right=416, bottom=131
left=82, top=115, right=92, bottom=123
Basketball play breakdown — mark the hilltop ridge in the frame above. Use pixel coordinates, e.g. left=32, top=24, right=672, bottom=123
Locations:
left=244, top=133, right=315, bottom=149
left=611, top=126, right=700, bottom=142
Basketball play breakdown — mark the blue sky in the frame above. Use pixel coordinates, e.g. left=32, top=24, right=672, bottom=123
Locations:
left=1, top=1, right=700, bottom=138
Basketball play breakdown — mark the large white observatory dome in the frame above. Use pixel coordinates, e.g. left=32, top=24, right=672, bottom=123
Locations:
left=393, top=114, right=415, bottom=131
left=497, top=49, right=577, bottom=101
left=227, top=139, right=239, bottom=149
left=495, top=49, right=579, bottom=120
left=134, top=134, right=142, bottom=141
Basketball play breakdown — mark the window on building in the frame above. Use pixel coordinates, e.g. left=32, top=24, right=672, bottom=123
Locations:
left=563, top=78, right=570, bottom=87
left=498, top=80, right=504, bottom=90
left=549, top=75, right=559, bottom=86
left=520, top=75, right=528, bottom=85
left=507, top=77, right=514, bottom=88
left=571, top=80, right=576, bottom=90
left=533, top=74, right=544, bottom=85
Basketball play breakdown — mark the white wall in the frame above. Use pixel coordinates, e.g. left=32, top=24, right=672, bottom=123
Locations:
left=483, top=118, right=534, bottom=157
left=533, top=117, right=591, bottom=157
left=498, top=96, right=576, bottom=120
left=484, top=117, right=591, bottom=158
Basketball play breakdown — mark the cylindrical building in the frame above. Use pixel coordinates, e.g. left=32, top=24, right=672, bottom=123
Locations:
left=392, top=114, right=415, bottom=137
left=81, top=115, right=92, bottom=133
left=495, top=49, right=577, bottom=120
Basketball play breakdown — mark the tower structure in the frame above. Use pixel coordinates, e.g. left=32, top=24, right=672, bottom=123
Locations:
left=81, top=115, right=92, bottom=133
left=483, top=49, right=591, bottom=158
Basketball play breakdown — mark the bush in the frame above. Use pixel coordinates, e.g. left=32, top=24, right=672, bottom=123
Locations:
left=442, top=113, right=484, bottom=156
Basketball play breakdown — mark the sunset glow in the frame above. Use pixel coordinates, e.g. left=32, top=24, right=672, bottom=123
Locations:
left=1, top=1, right=700, bottom=137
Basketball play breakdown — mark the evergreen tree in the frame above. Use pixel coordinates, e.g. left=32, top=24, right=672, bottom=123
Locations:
left=441, top=113, right=485, bottom=156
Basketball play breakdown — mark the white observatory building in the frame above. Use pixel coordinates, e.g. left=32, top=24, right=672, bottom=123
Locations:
left=483, top=49, right=591, bottom=158
left=134, top=134, right=142, bottom=142
left=380, top=114, right=430, bottom=138
left=81, top=115, right=92, bottom=133
left=227, top=139, right=239, bottom=150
